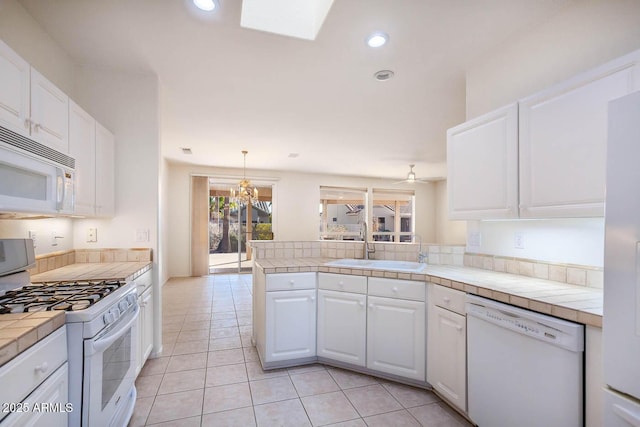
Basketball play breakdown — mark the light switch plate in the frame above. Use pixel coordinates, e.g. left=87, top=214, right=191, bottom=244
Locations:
left=87, top=228, right=97, bottom=243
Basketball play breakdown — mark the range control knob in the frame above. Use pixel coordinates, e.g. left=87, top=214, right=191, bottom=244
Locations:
left=119, top=300, right=129, bottom=312
left=103, top=311, right=117, bottom=325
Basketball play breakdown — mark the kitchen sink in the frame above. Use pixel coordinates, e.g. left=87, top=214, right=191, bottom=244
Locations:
left=324, top=258, right=427, bottom=273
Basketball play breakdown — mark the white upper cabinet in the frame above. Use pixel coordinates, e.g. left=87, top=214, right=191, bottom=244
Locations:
left=30, top=68, right=69, bottom=153
left=447, top=103, right=519, bottom=220
left=0, top=40, right=69, bottom=154
left=447, top=48, right=640, bottom=220
left=69, top=101, right=96, bottom=216
left=95, top=122, right=115, bottom=218
left=519, top=51, right=640, bottom=218
left=0, top=40, right=30, bottom=136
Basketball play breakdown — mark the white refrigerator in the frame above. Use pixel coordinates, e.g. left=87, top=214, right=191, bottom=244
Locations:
left=603, top=90, right=640, bottom=425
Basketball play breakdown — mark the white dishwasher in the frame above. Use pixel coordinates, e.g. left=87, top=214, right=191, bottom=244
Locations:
left=466, top=295, right=584, bottom=427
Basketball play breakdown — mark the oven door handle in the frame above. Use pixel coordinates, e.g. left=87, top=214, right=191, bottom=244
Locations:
left=87, top=303, right=139, bottom=355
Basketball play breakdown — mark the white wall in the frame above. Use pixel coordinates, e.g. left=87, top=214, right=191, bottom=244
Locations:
left=166, top=161, right=437, bottom=277
left=0, top=0, right=75, bottom=96
left=0, top=218, right=74, bottom=255
left=460, top=0, right=640, bottom=267
left=466, top=218, right=605, bottom=267
left=466, top=0, right=640, bottom=119
left=70, top=64, right=160, bottom=253
left=435, top=181, right=466, bottom=244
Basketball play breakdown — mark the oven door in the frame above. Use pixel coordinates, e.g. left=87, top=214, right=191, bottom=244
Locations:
left=83, top=302, right=139, bottom=426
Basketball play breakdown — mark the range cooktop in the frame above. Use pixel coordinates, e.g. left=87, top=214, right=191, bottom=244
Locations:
left=0, top=280, right=125, bottom=314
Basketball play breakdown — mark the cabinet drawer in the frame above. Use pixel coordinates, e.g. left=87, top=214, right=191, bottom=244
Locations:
left=432, top=284, right=466, bottom=315
left=266, top=272, right=316, bottom=291
left=368, top=277, right=425, bottom=302
left=0, top=327, right=67, bottom=413
left=318, top=273, right=367, bottom=294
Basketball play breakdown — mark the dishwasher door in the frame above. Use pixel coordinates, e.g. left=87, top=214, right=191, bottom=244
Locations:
left=466, top=295, right=584, bottom=427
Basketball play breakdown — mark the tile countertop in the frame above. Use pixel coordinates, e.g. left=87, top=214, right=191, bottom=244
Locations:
left=0, top=311, right=66, bottom=366
left=30, top=261, right=152, bottom=283
left=0, top=261, right=152, bottom=367
left=255, top=258, right=603, bottom=328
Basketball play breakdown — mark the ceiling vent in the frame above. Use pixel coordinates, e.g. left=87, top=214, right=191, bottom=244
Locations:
left=374, top=70, right=394, bottom=81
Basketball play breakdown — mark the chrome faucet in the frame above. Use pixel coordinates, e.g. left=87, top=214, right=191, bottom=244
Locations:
left=361, top=221, right=375, bottom=260
left=413, top=234, right=428, bottom=263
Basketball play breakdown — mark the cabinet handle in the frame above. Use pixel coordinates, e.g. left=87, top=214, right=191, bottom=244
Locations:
left=392, top=287, right=398, bottom=293
left=456, top=325, right=463, bottom=332
left=33, top=123, right=41, bottom=132
left=289, top=280, right=295, bottom=286
left=369, top=304, right=374, bottom=309
left=309, top=296, right=315, bottom=302
left=24, top=118, right=31, bottom=129
left=359, top=301, right=365, bottom=307
left=338, top=281, right=344, bottom=287
left=443, top=297, right=451, bottom=303
left=34, top=362, right=49, bottom=374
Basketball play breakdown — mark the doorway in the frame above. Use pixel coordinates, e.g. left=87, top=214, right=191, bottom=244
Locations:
left=208, top=180, right=273, bottom=273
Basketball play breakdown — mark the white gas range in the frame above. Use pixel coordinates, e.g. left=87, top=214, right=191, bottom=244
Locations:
left=0, top=239, right=139, bottom=427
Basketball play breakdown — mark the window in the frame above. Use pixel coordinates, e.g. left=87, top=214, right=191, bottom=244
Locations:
left=371, top=189, right=415, bottom=242
left=319, top=186, right=366, bottom=240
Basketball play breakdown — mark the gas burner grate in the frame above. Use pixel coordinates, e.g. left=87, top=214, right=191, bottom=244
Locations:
left=0, top=280, right=125, bottom=313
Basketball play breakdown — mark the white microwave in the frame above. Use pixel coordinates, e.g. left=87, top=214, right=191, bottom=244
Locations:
left=0, top=126, right=75, bottom=216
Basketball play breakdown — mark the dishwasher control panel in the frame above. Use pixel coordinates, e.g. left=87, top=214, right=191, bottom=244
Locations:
left=466, top=295, right=584, bottom=352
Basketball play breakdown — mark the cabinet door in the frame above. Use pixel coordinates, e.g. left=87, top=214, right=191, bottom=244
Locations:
left=367, top=296, right=425, bottom=381
left=317, top=290, right=366, bottom=366
left=427, top=306, right=466, bottom=412
left=519, top=51, right=640, bottom=218
left=69, top=101, right=96, bottom=216
left=141, top=288, right=154, bottom=364
left=30, top=68, right=69, bottom=153
left=265, top=289, right=316, bottom=363
left=95, top=122, right=115, bottom=217
left=0, top=40, right=30, bottom=137
left=447, top=103, right=518, bottom=219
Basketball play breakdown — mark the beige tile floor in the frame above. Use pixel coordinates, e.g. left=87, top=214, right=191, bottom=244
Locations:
left=129, top=274, right=472, bottom=427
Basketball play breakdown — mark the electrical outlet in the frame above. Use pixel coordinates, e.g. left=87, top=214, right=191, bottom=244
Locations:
left=28, top=230, right=37, bottom=248
left=514, top=232, right=525, bottom=249
left=468, top=231, right=482, bottom=247
left=87, top=228, right=97, bottom=243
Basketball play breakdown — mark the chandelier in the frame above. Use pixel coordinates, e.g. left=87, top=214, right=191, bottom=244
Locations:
left=230, top=150, right=258, bottom=203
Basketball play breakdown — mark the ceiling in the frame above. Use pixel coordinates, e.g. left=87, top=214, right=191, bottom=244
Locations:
left=19, top=0, right=575, bottom=180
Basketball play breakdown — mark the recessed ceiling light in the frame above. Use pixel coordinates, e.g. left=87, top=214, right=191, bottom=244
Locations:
left=366, top=32, right=389, bottom=48
left=373, top=70, right=394, bottom=81
left=193, top=0, right=216, bottom=12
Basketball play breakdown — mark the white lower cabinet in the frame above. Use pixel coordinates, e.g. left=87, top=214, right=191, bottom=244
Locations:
left=137, top=286, right=154, bottom=373
left=265, top=289, right=316, bottom=363
left=427, top=284, right=467, bottom=412
left=366, top=295, right=426, bottom=381
left=317, top=289, right=367, bottom=366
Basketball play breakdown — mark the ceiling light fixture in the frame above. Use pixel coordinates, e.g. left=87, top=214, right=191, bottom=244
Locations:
left=193, top=0, right=216, bottom=12
left=230, top=150, right=258, bottom=204
left=366, top=32, right=389, bottom=48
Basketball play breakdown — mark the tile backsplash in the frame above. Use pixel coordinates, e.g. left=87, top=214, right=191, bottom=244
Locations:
left=249, top=240, right=465, bottom=266
left=249, top=240, right=602, bottom=289
left=464, top=253, right=603, bottom=289
left=28, top=248, right=152, bottom=276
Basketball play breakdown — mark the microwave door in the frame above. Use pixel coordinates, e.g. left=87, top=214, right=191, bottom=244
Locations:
left=0, top=147, right=57, bottom=214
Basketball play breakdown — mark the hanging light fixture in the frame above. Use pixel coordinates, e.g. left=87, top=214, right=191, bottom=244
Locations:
left=230, top=150, right=258, bottom=203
